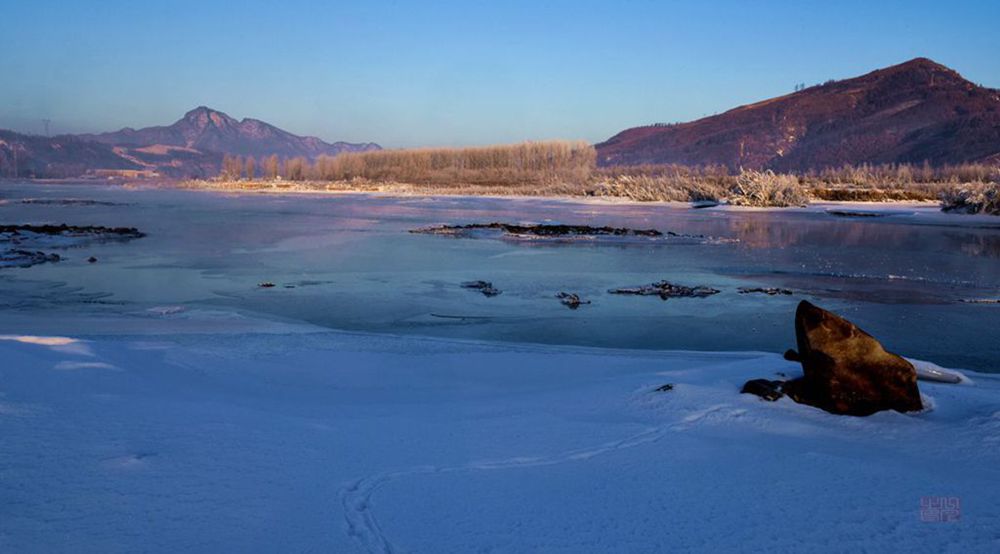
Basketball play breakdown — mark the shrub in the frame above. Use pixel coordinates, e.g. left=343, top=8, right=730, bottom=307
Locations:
left=594, top=174, right=725, bottom=202
left=726, top=169, right=809, bottom=207
left=940, top=183, right=1000, bottom=215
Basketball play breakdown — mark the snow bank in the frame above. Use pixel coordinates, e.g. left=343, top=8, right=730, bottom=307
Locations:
left=1, top=324, right=997, bottom=553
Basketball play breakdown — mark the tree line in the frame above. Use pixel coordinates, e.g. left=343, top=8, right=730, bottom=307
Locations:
left=219, top=141, right=596, bottom=186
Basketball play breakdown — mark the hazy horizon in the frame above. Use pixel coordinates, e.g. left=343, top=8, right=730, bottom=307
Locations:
left=2, top=0, right=998, bottom=148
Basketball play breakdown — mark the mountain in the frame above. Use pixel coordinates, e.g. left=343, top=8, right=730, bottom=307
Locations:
left=1, top=107, right=380, bottom=178
left=0, top=129, right=140, bottom=179
left=81, top=106, right=380, bottom=160
left=596, top=58, right=1000, bottom=170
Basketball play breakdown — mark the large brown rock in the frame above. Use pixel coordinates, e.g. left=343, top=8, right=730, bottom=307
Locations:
left=783, top=301, right=922, bottom=416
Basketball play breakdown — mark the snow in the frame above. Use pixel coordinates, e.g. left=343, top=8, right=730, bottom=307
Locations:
left=908, top=357, right=970, bottom=384
left=1, top=312, right=998, bottom=553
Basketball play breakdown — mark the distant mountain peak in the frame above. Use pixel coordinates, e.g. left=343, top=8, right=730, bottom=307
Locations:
left=54, top=107, right=382, bottom=178
left=185, top=105, right=212, bottom=116
left=183, top=105, right=225, bottom=117
left=180, top=106, right=238, bottom=130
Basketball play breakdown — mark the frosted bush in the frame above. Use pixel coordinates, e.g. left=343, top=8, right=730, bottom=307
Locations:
left=940, top=182, right=1000, bottom=215
left=727, top=169, right=809, bottom=207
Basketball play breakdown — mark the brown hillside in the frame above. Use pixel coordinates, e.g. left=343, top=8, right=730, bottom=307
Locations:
left=596, top=58, right=1000, bottom=170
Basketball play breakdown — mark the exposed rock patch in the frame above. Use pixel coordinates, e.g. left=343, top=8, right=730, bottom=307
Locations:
left=0, top=249, right=62, bottom=268
left=412, top=223, right=740, bottom=245
left=609, top=280, right=720, bottom=300
left=740, top=379, right=784, bottom=401
left=0, top=223, right=144, bottom=269
left=738, top=287, right=793, bottom=296
left=462, top=280, right=502, bottom=297
left=19, top=198, right=126, bottom=207
left=0, top=224, right=145, bottom=240
left=960, top=298, right=1000, bottom=304
left=556, top=292, right=590, bottom=309
left=782, top=300, right=922, bottom=416
left=413, top=222, right=664, bottom=238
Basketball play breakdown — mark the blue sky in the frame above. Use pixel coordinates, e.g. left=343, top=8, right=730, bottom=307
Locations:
left=1, top=0, right=998, bottom=147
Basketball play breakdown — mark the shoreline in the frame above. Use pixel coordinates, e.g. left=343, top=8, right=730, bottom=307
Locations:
left=163, top=178, right=950, bottom=209
left=6, top=178, right=1000, bottom=226
left=175, top=177, right=946, bottom=203
left=173, top=179, right=989, bottom=219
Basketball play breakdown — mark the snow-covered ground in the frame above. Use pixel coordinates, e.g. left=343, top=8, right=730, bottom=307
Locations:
left=1, top=311, right=998, bottom=553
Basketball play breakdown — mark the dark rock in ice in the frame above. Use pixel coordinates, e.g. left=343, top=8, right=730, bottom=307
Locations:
left=413, top=222, right=664, bottom=238
left=556, top=292, right=590, bottom=309
left=1, top=225, right=143, bottom=268
left=654, top=383, right=674, bottom=392
left=411, top=222, right=740, bottom=245
left=738, top=287, right=793, bottom=296
left=462, top=280, right=502, bottom=297
left=87, top=256, right=98, bottom=263
left=258, top=282, right=276, bottom=288
left=608, top=280, right=720, bottom=300
left=19, top=198, right=126, bottom=207
left=782, top=300, right=922, bottom=416
left=0, top=249, right=61, bottom=268
left=740, top=379, right=784, bottom=401
left=960, top=298, right=1000, bottom=304
left=0, top=224, right=145, bottom=240
left=783, top=349, right=801, bottom=362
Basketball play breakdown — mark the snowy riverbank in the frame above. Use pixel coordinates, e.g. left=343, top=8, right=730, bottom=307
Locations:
left=2, top=314, right=998, bottom=552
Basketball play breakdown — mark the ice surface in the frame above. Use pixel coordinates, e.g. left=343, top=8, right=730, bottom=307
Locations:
left=1, top=183, right=998, bottom=371
left=2, top=183, right=999, bottom=552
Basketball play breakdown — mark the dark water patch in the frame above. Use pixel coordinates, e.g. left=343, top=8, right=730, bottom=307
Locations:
left=826, top=209, right=894, bottom=218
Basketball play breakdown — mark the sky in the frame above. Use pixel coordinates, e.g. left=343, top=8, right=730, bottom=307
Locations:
left=1, top=0, right=998, bottom=148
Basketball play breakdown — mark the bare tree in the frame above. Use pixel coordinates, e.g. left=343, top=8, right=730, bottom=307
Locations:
left=220, top=154, right=230, bottom=179
left=285, top=157, right=307, bottom=181
left=265, top=154, right=279, bottom=180
left=233, top=155, right=244, bottom=180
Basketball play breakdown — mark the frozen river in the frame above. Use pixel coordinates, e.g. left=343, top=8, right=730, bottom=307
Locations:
left=3, top=181, right=1000, bottom=553
left=1, top=181, right=998, bottom=371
